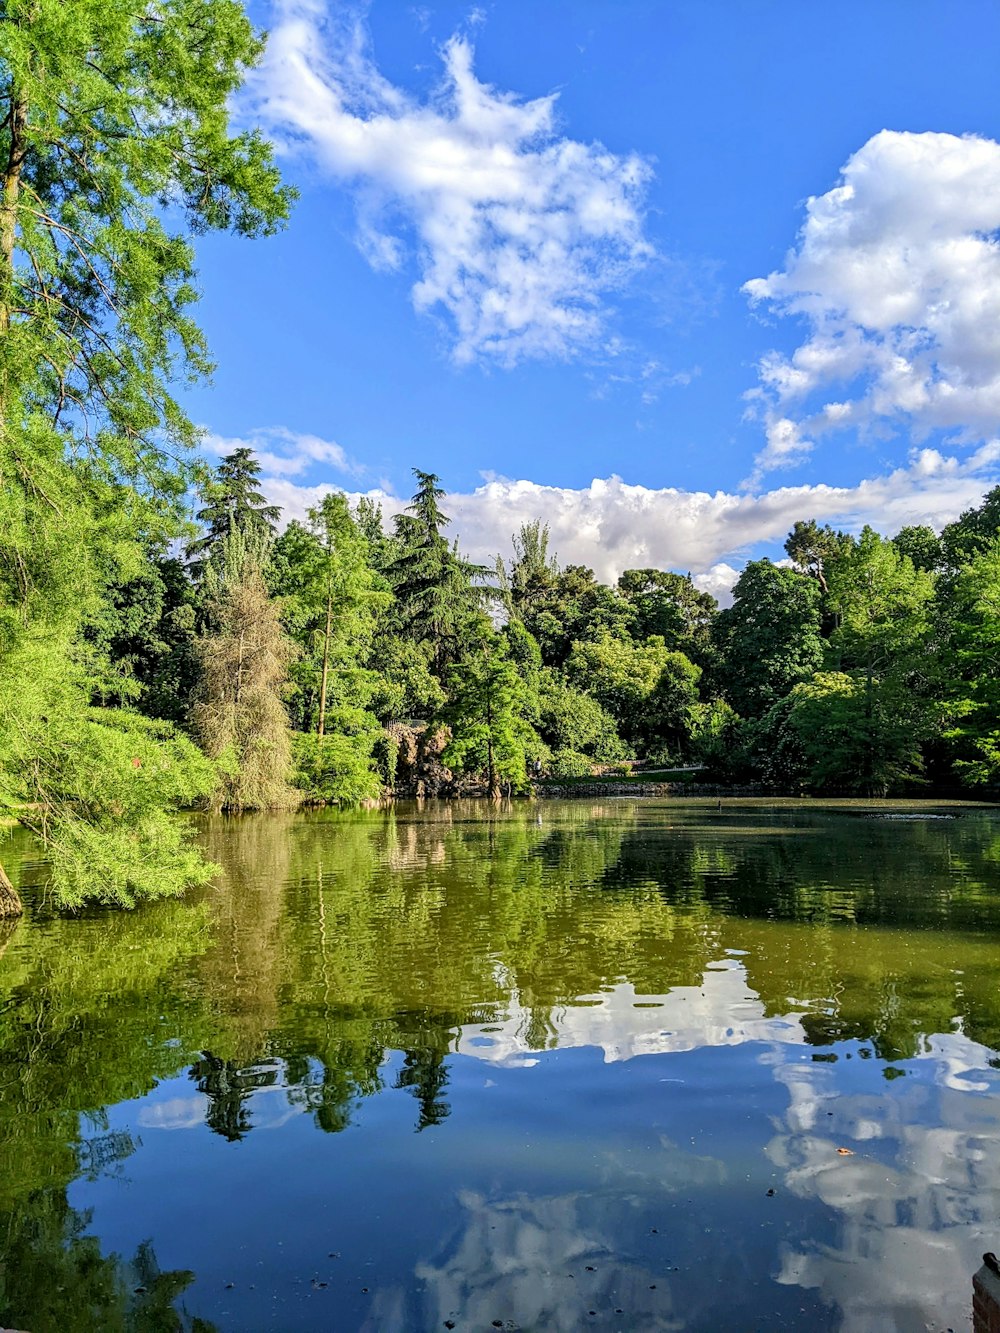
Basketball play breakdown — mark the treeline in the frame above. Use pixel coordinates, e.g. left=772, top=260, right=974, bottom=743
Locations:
left=94, top=451, right=1000, bottom=811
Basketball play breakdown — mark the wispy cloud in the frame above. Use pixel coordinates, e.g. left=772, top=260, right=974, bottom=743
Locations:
left=203, top=426, right=363, bottom=479
left=744, top=130, right=1000, bottom=484
left=249, top=2, right=654, bottom=365
left=248, top=440, right=1000, bottom=602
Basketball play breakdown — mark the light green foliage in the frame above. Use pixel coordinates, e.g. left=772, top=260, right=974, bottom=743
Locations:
left=537, top=669, right=627, bottom=761
left=565, top=634, right=701, bottom=758
left=443, top=637, right=539, bottom=795
left=939, top=538, right=1000, bottom=785
left=271, top=493, right=389, bottom=772
left=0, top=0, right=290, bottom=905
left=785, top=671, right=923, bottom=795
left=828, top=527, right=935, bottom=678
left=0, top=637, right=216, bottom=906
left=291, top=721, right=383, bottom=806
left=712, top=560, right=824, bottom=718
left=367, top=637, right=447, bottom=723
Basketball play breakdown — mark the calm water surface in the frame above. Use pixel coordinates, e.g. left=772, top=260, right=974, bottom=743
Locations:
left=2, top=798, right=1000, bottom=1332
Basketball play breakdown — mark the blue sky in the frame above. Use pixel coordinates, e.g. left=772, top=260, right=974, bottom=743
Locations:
left=184, top=0, right=1000, bottom=596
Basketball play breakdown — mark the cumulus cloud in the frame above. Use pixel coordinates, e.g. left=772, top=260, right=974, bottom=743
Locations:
left=744, top=130, right=1000, bottom=482
left=246, top=441, right=1000, bottom=602
left=249, top=2, right=653, bottom=364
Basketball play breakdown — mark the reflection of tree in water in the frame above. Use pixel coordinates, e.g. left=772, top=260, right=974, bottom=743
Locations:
left=188, top=1051, right=282, bottom=1142
left=0, top=1188, right=216, bottom=1333
left=393, top=1014, right=457, bottom=1130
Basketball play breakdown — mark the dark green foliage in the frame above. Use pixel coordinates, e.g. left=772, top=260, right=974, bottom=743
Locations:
left=892, top=525, right=943, bottom=574
left=940, top=485, right=1000, bottom=570
left=712, top=560, right=824, bottom=719
left=617, top=568, right=717, bottom=660
left=390, top=470, right=488, bottom=674
left=188, top=448, right=281, bottom=574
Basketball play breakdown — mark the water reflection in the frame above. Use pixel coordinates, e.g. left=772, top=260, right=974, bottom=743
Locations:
left=1, top=799, right=999, bottom=1331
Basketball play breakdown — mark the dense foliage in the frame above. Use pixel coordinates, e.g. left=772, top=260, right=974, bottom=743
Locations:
left=3, top=2, right=1000, bottom=915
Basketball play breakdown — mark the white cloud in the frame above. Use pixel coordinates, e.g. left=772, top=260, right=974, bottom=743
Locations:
left=249, top=2, right=653, bottom=365
left=249, top=443, right=1000, bottom=600
left=203, top=426, right=362, bottom=479
left=745, top=130, right=1000, bottom=480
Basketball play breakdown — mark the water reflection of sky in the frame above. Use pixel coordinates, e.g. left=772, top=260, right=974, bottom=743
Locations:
left=62, top=956, right=1000, bottom=1332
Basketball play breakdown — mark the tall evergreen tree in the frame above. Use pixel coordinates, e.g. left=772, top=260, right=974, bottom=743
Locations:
left=188, top=448, right=281, bottom=574
left=390, top=470, right=487, bottom=674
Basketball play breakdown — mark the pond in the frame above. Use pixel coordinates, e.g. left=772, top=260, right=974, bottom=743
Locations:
left=2, top=798, right=1000, bottom=1332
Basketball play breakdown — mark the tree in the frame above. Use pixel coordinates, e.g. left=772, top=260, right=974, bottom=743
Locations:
left=892, top=525, right=943, bottom=574
left=0, top=1, right=292, bottom=909
left=271, top=493, right=390, bottom=804
left=565, top=634, right=701, bottom=758
left=825, top=527, right=937, bottom=792
left=940, top=486, right=1000, bottom=570
left=784, top=520, right=853, bottom=595
left=937, top=537, right=1000, bottom=786
left=711, top=561, right=824, bottom=719
left=443, top=638, right=538, bottom=797
left=495, top=520, right=559, bottom=619
left=519, top=563, right=632, bottom=666
left=188, top=448, right=281, bottom=574
left=191, top=527, right=297, bottom=813
left=391, top=470, right=487, bottom=675
left=617, top=568, right=717, bottom=660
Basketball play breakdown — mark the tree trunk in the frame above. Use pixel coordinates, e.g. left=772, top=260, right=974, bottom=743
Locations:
left=0, top=860, right=22, bottom=918
left=317, top=588, right=333, bottom=738
left=0, top=85, right=28, bottom=337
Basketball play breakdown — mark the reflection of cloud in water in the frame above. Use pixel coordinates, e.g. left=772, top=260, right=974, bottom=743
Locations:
left=453, top=958, right=1000, bottom=1330
left=769, top=1033, right=1000, bottom=1331
left=365, top=1191, right=682, bottom=1333
left=137, top=1095, right=207, bottom=1131
left=455, top=960, right=805, bottom=1065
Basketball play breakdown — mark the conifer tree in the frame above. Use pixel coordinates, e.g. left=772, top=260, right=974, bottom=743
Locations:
left=391, top=470, right=488, bottom=674
left=191, top=527, right=297, bottom=814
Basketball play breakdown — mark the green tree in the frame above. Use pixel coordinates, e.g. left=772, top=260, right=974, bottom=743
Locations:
left=188, top=448, right=281, bottom=574
left=712, top=560, right=824, bottom=719
left=272, top=493, right=390, bottom=803
left=892, top=524, right=943, bottom=574
left=617, top=568, right=717, bottom=659
left=443, top=637, right=538, bottom=797
left=391, top=470, right=487, bottom=675
left=938, top=537, right=1000, bottom=785
left=566, top=634, right=701, bottom=758
left=940, top=485, right=1000, bottom=570
left=495, top=519, right=559, bottom=620
left=0, top=0, right=292, bottom=909
left=520, top=564, right=632, bottom=667
left=825, top=527, right=937, bottom=793
left=783, top=520, right=853, bottom=595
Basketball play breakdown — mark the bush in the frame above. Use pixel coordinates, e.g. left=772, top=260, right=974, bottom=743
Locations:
left=548, top=749, right=594, bottom=778
left=292, top=729, right=382, bottom=805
